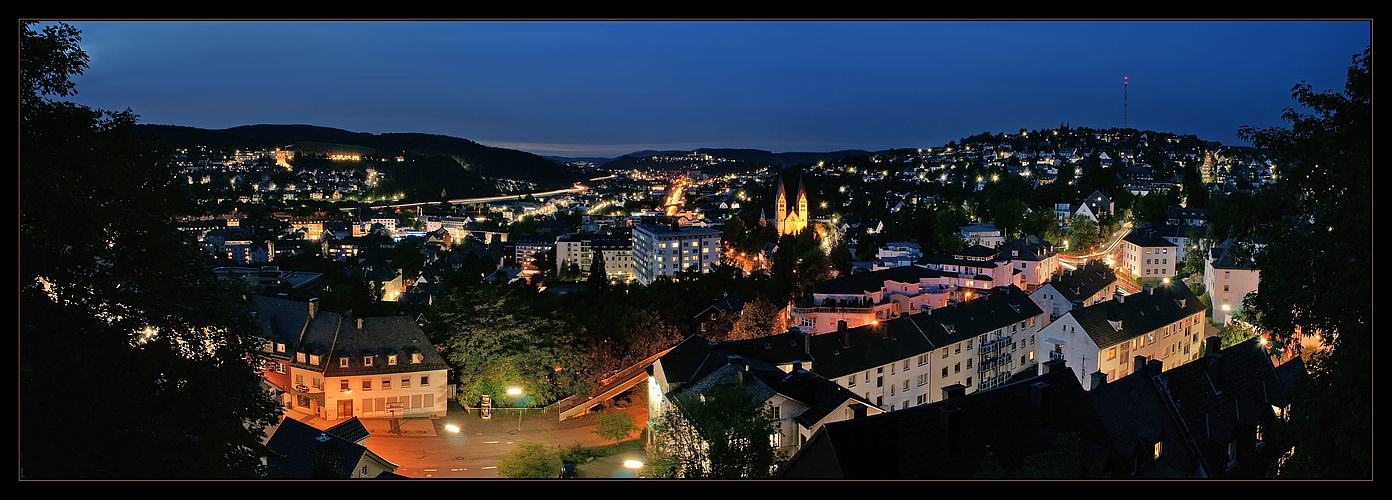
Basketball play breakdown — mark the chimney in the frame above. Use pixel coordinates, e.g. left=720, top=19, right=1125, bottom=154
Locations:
left=1031, top=381, right=1052, bottom=428
left=1143, top=283, right=1153, bottom=295
left=1147, top=358, right=1163, bottom=375
left=941, top=403, right=963, bottom=457
left=1114, top=289, right=1126, bottom=303
left=803, top=332, right=811, bottom=356
left=942, top=383, right=967, bottom=400
left=308, top=297, right=319, bottom=320
left=1041, top=358, right=1066, bottom=374
left=840, top=321, right=851, bottom=349
left=792, top=361, right=803, bottom=372
left=1134, top=355, right=1148, bottom=377
left=850, top=403, right=867, bottom=419
left=1204, top=336, right=1221, bottom=359
left=1090, top=370, right=1108, bottom=390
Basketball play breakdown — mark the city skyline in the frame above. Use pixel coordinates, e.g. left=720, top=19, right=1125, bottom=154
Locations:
left=49, top=20, right=1369, bottom=157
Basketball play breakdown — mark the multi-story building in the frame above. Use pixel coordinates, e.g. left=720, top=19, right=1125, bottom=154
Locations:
left=790, top=266, right=956, bottom=335
left=631, top=224, right=722, bottom=285
left=250, top=296, right=452, bottom=421
left=959, top=223, right=1004, bottom=248
left=1035, top=281, right=1208, bottom=386
left=1028, top=259, right=1119, bottom=324
left=554, top=231, right=633, bottom=281
left=1203, top=238, right=1261, bottom=324
left=809, top=285, right=1046, bottom=409
left=513, top=240, right=554, bottom=275
left=1120, top=227, right=1179, bottom=279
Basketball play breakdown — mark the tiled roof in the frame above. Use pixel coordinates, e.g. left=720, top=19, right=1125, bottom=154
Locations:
left=1088, top=363, right=1204, bottom=478
left=781, top=364, right=1114, bottom=478
left=1122, top=228, right=1177, bottom=248
left=325, top=417, right=370, bottom=444
left=322, top=316, right=451, bottom=377
left=811, top=265, right=952, bottom=295
left=808, top=286, right=1043, bottom=380
left=1042, top=260, right=1117, bottom=303
left=264, top=417, right=370, bottom=478
left=1068, top=281, right=1205, bottom=349
left=1153, top=337, right=1286, bottom=477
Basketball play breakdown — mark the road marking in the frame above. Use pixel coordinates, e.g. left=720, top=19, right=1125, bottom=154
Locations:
left=451, top=468, right=465, bottom=471
left=484, top=440, right=499, bottom=444
left=482, top=466, right=497, bottom=470
left=424, top=468, right=437, bottom=471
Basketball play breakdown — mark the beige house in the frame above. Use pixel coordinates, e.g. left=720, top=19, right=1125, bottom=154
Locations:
left=252, top=296, right=451, bottom=421
left=1121, top=227, right=1179, bottom=279
left=1035, top=282, right=1208, bottom=385
left=1204, top=238, right=1261, bottom=324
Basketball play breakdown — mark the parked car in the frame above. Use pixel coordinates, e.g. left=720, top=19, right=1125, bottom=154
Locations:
left=558, top=463, right=577, bottom=478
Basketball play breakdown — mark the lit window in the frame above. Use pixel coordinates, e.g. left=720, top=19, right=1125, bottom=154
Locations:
left=388, top=355, right=397, bottom=365
left=364, top=356, right=373, bottom=367
left=340, top=357, right=349, bottom=368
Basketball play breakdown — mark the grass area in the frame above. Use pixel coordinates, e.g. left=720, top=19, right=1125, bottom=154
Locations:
left=560, top=438, right=645, bottom=464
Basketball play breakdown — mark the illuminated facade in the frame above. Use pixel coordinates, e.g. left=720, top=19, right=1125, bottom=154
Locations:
left=774, top=173, right=809, bottom=236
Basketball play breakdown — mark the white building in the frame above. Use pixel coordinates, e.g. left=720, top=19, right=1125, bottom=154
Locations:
left=631, top=224, right=722, bottom=285
left=1120, top=227, right=1179, bottom=279
left=1203, top=238, right=1261, bottom=324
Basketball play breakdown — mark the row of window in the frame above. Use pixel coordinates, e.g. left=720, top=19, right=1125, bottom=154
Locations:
left=341, top=375, right=431, bottom=391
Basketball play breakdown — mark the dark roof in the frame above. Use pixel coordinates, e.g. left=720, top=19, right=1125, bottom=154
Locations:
left=264, top=417, right=371, bottom=478
left=996, top=235, right=1057, bottom=262
left=1153, top=337, right=1286, bottom=477
left=811, top=265, right=952, bottom=295
left=1041, top=260, right=1117, bottom=303
left=755, top=369, right=878, bottom=428
left=780, top=364, right=1114, bottom=478
left=325, top=417, right=370, bottom=444
left=1088, top=364, right=1204, bottom=478
left=650, top=334, right=730, bottom=392
left=250, top=295, right=312, bottom=349
left=1068, top=281, right=1206, bottom=349
left=1122, top=228, right=1177, bottom=249
left=323, top=316, right=451, bottom=377
left=1208, top=238, right=1259, bottom=270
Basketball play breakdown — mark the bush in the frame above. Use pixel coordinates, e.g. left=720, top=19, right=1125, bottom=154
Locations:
left=497, top=441, right=562, bottom=478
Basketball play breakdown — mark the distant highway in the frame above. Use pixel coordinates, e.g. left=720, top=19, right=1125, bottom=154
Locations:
left=364, top=174, right=616, bottom=210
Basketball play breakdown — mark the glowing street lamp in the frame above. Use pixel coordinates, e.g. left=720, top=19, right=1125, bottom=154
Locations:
left=508, top=387, right=524, bottom=430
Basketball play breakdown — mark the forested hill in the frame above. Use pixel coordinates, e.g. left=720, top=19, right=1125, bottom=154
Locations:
left=136, top=124, right=585, bottom=190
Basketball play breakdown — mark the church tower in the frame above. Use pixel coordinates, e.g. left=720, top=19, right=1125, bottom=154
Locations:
left=775, top=171, right=808, bottom=236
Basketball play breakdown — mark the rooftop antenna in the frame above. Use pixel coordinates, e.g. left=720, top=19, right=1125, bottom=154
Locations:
left=1123, top=76, right=1128, bottom=130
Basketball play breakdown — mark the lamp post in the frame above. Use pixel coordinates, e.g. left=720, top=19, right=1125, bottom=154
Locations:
left=508, top=387, right=523, bottom=430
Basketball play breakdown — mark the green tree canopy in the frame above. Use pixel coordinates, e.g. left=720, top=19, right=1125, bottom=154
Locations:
left=421, top=283, right=590, bottom=407
left=649, top=384, right=784, bottom=478
left=1236, top=47, right=1370, bottom=478
left=497, top=441, right=563, bottom=478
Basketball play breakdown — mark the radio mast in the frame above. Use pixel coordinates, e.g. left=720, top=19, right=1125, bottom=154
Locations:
left=1123, top=76, right=1128, bottom=129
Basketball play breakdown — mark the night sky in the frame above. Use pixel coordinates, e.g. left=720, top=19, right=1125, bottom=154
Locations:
left=49, top=20, right=1369, bottom=158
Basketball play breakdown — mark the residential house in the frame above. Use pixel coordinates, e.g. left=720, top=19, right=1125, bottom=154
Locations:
left=1035, top=281, right=1209, bottom=386
left=1203, top=238, right=1261, bottom=324
left=790, top=265, right=958, bottom=335
left=1120, top=227, right=1179, bottom=279
left=1029, top=259, right=1119, bottom=324
left=959, top=223, right=1004, bottom=248
left=262, top=416, right=399, bottom=478
left=251, top=296, right=452, bottom=421
left=1087, top=357, right=1205, bottom=477
left=645, top=334, right=882, bottom=459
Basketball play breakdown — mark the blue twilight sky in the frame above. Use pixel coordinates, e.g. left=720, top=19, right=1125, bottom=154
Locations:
left=47, top=20, right=1369, bottom=159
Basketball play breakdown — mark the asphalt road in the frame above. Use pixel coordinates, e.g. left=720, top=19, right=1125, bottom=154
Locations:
left=350, top=402, right=649, bottom=479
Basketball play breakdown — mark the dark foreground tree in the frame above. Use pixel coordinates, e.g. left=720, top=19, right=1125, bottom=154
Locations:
left=1236, top=46, right=1370, bottom=478
left=20, top=22, right=281, bottom=478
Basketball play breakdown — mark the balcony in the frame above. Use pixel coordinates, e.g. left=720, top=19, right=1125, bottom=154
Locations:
left=1049, top=351, right=1065, bottom=361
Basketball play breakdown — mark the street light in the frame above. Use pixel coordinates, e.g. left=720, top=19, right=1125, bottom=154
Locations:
left=508, top=387, right=523, bottom=430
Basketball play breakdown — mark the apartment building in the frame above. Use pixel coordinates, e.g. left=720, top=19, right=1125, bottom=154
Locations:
left=631, top=224, right=722, bottom=285
left=1035, top=281, right=1208, bottom=385
left=1204, top=238, right=1261, bottom=324
left=1120, top=227, right=1179, bottom=279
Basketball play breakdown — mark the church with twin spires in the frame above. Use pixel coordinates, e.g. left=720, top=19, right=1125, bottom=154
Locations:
left=765, top=171, right=809, bottom=237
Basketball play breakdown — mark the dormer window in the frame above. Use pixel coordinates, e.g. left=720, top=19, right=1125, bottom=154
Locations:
left=1226, top=440, right=1238, bottom=468
left=411, top=353, right=422, bottom=364
left=388, top=355, right=397, bottom=365
left=309, top=355, right=319, bottom=366
left=363, top=356, right=373, bottom=367
left=296, top=352, right=306, bottom=363
left=339, top=357, right=349, bottom=368
left=1153, top=441, right=1163, bottom=460
left=276, top=343, right=286, bottom=353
